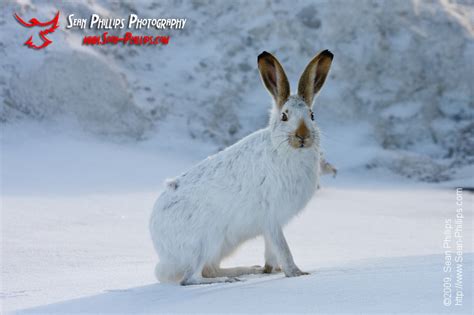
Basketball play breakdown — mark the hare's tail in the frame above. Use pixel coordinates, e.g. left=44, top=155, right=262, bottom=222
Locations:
left=155, top=260, right=184, bottom=283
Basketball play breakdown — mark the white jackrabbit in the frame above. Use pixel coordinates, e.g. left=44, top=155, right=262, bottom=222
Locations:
left=150, top=50, right=334, bottom=285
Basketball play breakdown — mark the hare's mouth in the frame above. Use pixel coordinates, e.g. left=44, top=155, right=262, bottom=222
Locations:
left=288, top=136, right=313, bottom=149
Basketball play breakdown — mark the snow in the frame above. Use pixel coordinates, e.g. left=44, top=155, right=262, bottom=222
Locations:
left=2, top=123, right=473, bottom=313
left=11, top=256, right=474, bottom=314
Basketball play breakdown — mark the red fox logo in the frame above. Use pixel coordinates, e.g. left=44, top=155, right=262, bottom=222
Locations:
left=14, top=11, right=60, bottom=49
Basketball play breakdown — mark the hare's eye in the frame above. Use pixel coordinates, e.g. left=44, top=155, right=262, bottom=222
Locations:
left=281, top=112, right=288, bottom=122
left=310, top=111, right=314, bottom=121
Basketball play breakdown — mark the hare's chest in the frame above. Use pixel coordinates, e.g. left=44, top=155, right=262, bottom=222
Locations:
left=266, top=156, right=319, bottom=223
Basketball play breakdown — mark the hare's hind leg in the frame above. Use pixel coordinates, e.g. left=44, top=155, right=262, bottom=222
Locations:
left=181, top=268, right=239, bottom=285
left=181, top=274, right=239, bottom=285
left=180, top=254, right=240, bottom=285
left=202, top=264, right=263, bottom=278
left=213, top=266, right=263, bottom=277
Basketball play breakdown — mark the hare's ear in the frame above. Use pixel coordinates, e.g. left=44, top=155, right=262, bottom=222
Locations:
left=258, top=51, right=290, bottom=109
left=297, top=50, right=333, bottom=107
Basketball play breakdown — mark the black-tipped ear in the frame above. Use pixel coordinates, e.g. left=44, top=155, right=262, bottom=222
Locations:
left=297, top=50, right=333, bottom=107
left=258, top=51, right=290, bottom=109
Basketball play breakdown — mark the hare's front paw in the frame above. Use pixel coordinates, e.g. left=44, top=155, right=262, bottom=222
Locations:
left=284, top=267, right=309, bottom=277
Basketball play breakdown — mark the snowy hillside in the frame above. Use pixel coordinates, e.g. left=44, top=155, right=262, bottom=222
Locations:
left=1, top=0, right=473, bottom=181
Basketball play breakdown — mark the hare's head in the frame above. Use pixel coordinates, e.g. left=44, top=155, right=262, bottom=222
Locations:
left=258, top=50, right=333, bottom=151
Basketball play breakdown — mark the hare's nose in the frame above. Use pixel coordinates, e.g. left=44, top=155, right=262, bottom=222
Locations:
left=295, top=119, right=310, bottom=140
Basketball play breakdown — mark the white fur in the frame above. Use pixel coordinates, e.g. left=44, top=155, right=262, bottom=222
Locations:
left=149, top=95, right=322, bottom=285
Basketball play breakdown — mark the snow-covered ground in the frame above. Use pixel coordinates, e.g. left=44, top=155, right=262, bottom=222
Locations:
left=1, top=124, right=472, bottom=314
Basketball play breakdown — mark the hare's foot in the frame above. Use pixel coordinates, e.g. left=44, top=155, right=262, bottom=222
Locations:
left=181, top=260, right=242, bottom=285
left=203, top=265, right=264, bottom=278
left=181, top=275, right=240, bottom=285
